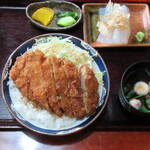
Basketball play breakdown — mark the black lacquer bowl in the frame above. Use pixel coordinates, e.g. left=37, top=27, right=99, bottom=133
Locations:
left=119, top=61, right=150, bottom=116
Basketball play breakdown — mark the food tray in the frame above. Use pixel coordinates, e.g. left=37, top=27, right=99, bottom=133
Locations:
left=82, top=3, right=150, bottom=47
left=0, top=4, right=150, bottom=131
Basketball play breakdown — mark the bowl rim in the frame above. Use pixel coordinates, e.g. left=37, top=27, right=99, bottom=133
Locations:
left=120, top=61, right=150, bottom=114
left=26, top=0, right=82, bottom=31
left=1, top=33, right=110, bottom=136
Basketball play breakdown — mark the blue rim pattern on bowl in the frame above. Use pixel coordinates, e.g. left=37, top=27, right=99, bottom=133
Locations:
left=1, top=33, right=110, bottom=136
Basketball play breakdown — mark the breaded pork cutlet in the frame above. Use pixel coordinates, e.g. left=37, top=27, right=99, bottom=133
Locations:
left=80, top=64, right=99, bottom=115
left=50, top=55, right=71, bottom=114
left=10, top=49, right=99, bottom=118
left=63, top=59, right=85, bottom=118
left=10, top=50, right=62, bottom=116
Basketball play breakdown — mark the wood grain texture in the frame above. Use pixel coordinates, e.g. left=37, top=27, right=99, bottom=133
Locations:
left=1, top=131, right=150, bottom=149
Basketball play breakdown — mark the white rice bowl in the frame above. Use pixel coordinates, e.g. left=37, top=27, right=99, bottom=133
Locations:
left=8, top=36, right=104, bottom=130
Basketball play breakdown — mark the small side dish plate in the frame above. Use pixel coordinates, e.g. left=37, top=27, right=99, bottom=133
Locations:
left=82, top=3, right=150, bottom=47
left=26, top=1, right=82, bottom=31
left=1, top=33, right=110, bottom=136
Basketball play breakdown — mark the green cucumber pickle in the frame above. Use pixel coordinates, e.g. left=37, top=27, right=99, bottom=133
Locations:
left=57, top=12, right=78, bottom=19
left=57, top=16, right=76, bottom=27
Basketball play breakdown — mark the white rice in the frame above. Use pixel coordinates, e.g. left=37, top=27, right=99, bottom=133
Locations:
left=9, top=80, right=87, bottom=130
left=8, top=36, right=103, bottom=130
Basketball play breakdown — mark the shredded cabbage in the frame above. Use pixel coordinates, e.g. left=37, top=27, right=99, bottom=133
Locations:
left=30, top=36, right=103, bottom=86
left=95, top=71, right=103, bottom=85
left=31, top=36, right=92, bottom=69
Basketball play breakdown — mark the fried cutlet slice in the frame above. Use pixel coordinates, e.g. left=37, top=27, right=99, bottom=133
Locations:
left=22, top=50, right=46, bottom=102
left=50, top=55, right=71, bottom=115
left=10, top=50, right=51, bottom=112
left=63, top=59, right=85, bottom=118
left=80, top=64, right=99, bottom=116
left=10, top=50, right=62, bottom=116
left=10, top=55, right=29, bottom=98
left=24, top=50, right=62, bottom=116
left=41, top=56, right=62, bottom=116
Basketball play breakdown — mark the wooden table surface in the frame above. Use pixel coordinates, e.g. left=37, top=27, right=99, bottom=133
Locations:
left=0, top=0, right=150, bottom=149
left=1, top=131, right=150, bottom=150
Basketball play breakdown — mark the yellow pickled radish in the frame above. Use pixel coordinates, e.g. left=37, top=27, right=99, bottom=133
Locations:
left=31, top=7, right=54, bottom=26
